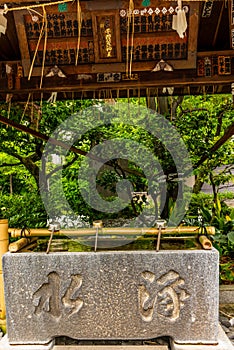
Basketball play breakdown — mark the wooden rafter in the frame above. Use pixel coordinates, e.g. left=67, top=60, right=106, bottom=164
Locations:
left=0, top=1, right=233, bottom=99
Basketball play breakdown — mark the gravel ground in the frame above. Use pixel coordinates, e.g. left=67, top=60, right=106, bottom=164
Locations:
left=219, top=304, right=234, bottom=347
left=55, top=337, right=171, bottom=348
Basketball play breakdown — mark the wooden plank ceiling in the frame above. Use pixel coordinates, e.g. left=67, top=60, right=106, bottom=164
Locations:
left=0, top=0, right=233, bottom=101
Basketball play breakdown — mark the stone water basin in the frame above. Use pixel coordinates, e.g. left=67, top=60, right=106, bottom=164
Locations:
left=2, top=248, right=219, bottom=345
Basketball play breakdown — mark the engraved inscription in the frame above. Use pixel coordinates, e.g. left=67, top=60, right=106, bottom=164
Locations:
left=33, top=272, right=83, bottom=320
left=62, top=274, right=83, bottom=318
left=139, top=271, right=157, bottom=322
left=157, top=270, right=190, bottom=321
left=33, top=272, right=61, bottom=318
left=139, top=270, right=190, bottom=322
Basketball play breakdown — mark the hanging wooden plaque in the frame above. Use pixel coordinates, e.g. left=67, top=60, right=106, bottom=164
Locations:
left=92, top=11, right=122, bottom=63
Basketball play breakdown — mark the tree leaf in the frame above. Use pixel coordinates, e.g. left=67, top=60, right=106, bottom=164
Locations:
left=227, top=231, right=234, bottom=244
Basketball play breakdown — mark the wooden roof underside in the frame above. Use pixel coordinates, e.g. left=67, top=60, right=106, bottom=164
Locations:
left=0, top=0, right=234, bottom=101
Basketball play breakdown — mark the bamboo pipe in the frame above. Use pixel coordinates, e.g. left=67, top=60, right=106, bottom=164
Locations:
left=8, top=226, right=216, bottom=238
left=19, top=242, right=38, bottom=252
left=199, top=235, right=212, bottom=250
left=9, top=237, right=37, bottom=253
left=72, top=236, right=197, bottom=242
left=0, top=219, right=9, bottom=333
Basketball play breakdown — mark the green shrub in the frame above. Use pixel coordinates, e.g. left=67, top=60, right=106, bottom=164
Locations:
left=0, top=193, right=47, bottom=228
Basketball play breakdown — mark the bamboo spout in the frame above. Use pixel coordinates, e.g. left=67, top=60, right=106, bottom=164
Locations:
left=0, top=219, right=9, bottom=333
left=9, top=237, right=37, bottom=253
left=199, top=235, right=212, bottom=250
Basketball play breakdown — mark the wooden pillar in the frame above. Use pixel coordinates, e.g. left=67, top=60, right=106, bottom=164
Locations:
left=0, top=219, right=9, bottom=333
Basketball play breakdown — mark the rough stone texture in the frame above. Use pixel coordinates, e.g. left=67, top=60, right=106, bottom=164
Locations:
left=2, top=250, right=219, bottom=345
left=219, top=285, right=234, bottom=304
left=0, top=338, right=168, bottom=350
left=0, top=335, right=54, bottom=350
left=171, top=324, right=234, bottom=350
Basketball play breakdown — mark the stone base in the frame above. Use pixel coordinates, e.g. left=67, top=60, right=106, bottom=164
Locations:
left=0, top=335, right=54, bottom=350
left=171, top=325, right=234, bottom=350
left=54, top=347, right=168, bottom=350
left=0, top=338, right=168, bottom=350
left=1, top=326, right=232, bottom=350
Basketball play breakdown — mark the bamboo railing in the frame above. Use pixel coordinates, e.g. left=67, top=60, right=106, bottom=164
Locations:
left=8, top=226, right=215, bottom=238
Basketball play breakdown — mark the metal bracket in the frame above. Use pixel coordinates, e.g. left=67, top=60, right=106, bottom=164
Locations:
left=46, top=222, right=61, bottom=254
left=155, top=219, right=167, bottom=252
left=93, top=220, right=103, bottom=252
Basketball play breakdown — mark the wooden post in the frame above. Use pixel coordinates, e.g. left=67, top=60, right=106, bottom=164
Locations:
left=0, top=219, right=9, bottom=333
left=13, top=10, right=31, bottom=77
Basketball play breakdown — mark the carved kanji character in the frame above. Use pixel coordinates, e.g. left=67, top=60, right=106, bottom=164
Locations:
left=157, top=270, right=190, bottom=321
left=33, top=272, right=83, bottom=320
left=138, top=271, right=157, bottom=322
left=139, top=270, right=190, bottom=323
left=62, top=274, right=83, bottom=318
left=33, top=272, right=61, bottom=318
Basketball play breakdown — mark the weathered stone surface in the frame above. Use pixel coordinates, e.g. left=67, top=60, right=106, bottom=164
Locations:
left=2, top=250, right=219, bottom=345
left=172, top=324, right=234, bottom=350
left=0, top=337, right=168, bottom=350
left=219, top=285, right=234, bottom=304
left=54, top=347, right=168, bottom=350
left=0, top=335, right=54, bottom=350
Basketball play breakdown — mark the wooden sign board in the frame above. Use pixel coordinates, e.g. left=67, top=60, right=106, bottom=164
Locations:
left=13, top=0, right=199, bottom=77
left=92, top=11, right=122, bottom=63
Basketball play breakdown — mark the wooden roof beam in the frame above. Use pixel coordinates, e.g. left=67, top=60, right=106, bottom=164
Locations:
left=0, top=76, right=233, bottom=94
left=212, top=0, right=225, bottom=48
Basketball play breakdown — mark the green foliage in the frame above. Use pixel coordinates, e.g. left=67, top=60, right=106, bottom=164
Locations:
left=0, top=153, right=37, bottom=195
left=0, top=192, right=47, bottom=228
left=186, top=193, right=233, bottom=226
left=0, top=95, right=233, bottom=239
left=185, top=193, right=234, bottom=283
left=185, top=194, right=234, bottom=245
left=219, top=261, right=234, bottom=284
left=211, top=209, right=234, bottom=257
left=0, top=95, right=233, bottom=282
left=228, top=231, right=234, bottom=244
left=175, top=95, right=234, bottom=192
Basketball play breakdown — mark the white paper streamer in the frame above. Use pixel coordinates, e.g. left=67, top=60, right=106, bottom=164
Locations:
left=0, top=10, right=7, bottom=35
left=172, top=0, right=187, bottom=39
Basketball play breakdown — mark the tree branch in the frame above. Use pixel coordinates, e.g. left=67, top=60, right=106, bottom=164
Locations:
left=0, top=115, right=93, bottom=160
left=215, top=110, right=224, bottom=137
left=0, top=115, right=146, bottom=180
left=213, top=164, right=234, bottom=177
left=5, top=150, right=23, bottom=163
left=46, top=154, right=78, bottom=180
left=218, top=184, right=233, bottom=191
left=0, top=162, right=21, bottom=167
left=178, top=107, right=208, bottom=118
left=195, top=121, right=234, bottom=169
left=171, top=96, right=184, bottom=120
